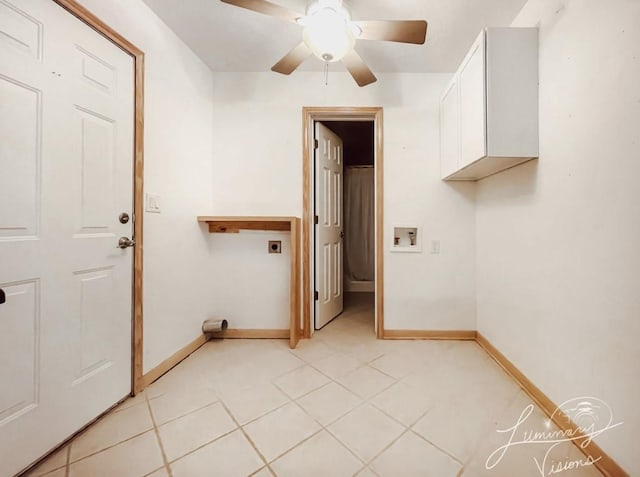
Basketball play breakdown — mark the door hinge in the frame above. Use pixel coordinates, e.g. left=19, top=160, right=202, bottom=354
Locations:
left=314, top=139, right=319, bottom=149
left=314, top=291, right=318, bottom=301
left=314, top=215, right=318, bottom=225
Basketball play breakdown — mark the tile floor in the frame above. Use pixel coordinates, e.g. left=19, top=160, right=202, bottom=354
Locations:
left=26, top=294, right=604, bottom=477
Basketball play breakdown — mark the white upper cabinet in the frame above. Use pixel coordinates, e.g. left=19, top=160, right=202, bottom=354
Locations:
left=440, top=28, right=538, bottom=181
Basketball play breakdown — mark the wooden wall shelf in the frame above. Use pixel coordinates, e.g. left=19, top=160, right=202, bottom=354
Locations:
left=198, top=216, right=295, bottom=233
left=197, top=216, right=301, bottom=348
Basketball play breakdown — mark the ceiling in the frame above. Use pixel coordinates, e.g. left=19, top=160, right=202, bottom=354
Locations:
left=141, top=0, right=529, bottom=73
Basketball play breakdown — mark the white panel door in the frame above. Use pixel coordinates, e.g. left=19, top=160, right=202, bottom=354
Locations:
left=459, top=30, right=487, bottom=168
left=314, top=123, right=344, bottom=329
left=0, top=1, right=134, bottom=474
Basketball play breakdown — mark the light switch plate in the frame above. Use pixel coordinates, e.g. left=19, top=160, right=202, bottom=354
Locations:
left=146, top=193, right=161, bottom=213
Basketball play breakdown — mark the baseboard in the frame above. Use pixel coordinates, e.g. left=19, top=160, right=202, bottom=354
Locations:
left=476, top=332, right=628, bottom=477
left=211, top=328, right=290, bottom=339
left=383, top=329, right=477, bottom=340
left=141, top=334, right=208, bottom=388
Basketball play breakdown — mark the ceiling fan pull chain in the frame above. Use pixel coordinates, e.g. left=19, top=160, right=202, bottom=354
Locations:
left=324, top=61, right=329, bottom=85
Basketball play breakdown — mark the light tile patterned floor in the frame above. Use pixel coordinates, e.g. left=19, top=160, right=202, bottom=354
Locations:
left=26, top=294, right=603, bottom=477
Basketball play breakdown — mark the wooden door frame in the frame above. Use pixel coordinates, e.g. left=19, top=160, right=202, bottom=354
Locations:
left=52, top=0, right=145, bottom=394
left=302, top=107, right=384, bottom=339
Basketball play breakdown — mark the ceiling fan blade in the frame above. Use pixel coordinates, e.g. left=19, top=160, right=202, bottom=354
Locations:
left=342, top=50, right=377, bottom=87
left=220, top=0, right=303, bottom=24
left=272, top=42, right=312, bottom=75
left=353, top=20, right=428, bottom=44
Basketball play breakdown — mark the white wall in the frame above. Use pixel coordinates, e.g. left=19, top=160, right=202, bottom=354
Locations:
left=211, top=72, right=476, bottom=331
left=476, top=0, right=640, bottom=472
left=77, top=0, right=215, bottom=373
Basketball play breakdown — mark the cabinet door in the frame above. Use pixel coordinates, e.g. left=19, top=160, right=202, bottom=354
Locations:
left=459, top=30, right=486, bottom=167
left=440, top=77, right=459, bottom=179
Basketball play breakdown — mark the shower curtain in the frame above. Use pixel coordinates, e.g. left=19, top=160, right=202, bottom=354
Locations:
left=344, top=167, right=375, bottom=283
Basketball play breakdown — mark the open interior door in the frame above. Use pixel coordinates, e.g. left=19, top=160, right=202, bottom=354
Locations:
left=314, top=123, right=344, bottom=329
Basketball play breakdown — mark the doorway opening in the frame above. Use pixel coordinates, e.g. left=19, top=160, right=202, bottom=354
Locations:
left=316, top=121, right=375, bottom=332
left=301, top=107, right=384, bottom=340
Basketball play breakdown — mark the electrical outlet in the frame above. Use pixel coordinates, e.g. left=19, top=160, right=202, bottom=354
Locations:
left=268, top=240, right=282, bottom=254
left=431, top=240, right=441, bottom=254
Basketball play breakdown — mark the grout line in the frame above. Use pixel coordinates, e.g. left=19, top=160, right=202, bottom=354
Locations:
left=150, top=395, right=221, bottom=428
left=165, top=426, right=239, bottom=465
left=269, top=359, right=308, bottom=383
left=263, top=427, right=325, bottom=466
left=247, top=466, right=272, bottom=477
left=143, top=466, right=169, bottom=477
left=365, top=426, right=413, bottom=468
left=322, top=425, right=368, bottom=467
left=365, top=362, right=401, bottom=381
left=293, top=380, right=371, bottom=428
left=283, top=399, right=368, bottom=467
left=217, top=400, right=273, bottom=475
left=279, top=378, right=333, bottom=402
left=361, top=353, right=386, bottom=366
left=457, top=389, right=524, bottom=471
left=404, top=407, right=464, bottom=464
left=362, top=374, right=398, bottom=401
left=409, top=427, right=464, bottom=465
left=305, top=359, right=365, bottom=387
left=61, top=394, right=169, bottom=468
left=67, top=428, right=154, bottom=465
left=321, top=366, right=397, bottom=410
left=227, top=397, right=293, bottom=429
left=367, top=397, right=427, bottom=431
left=145, top=394, right=173, bottom=477
left=270, top=371, right=331, bottom=402
left=354, top=465, right=369, bottom=477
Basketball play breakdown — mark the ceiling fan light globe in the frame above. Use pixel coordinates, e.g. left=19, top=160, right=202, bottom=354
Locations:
left=302, top=9, right=354, bottom=63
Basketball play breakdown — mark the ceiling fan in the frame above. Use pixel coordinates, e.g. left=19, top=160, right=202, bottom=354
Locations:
left=220, top=0, right=428, bottom=87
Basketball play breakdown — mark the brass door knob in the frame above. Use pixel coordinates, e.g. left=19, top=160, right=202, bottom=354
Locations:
left=118, top=237, right=135, bottom=249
